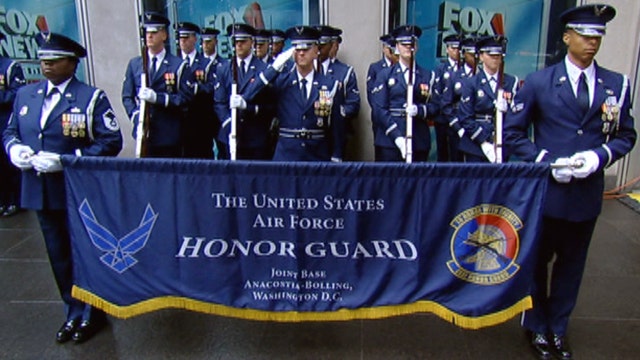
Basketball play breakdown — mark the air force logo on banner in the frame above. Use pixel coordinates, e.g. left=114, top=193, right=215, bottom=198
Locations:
left=447, top=204, right=521, bottom=285
left=78, top=199, right=158, bottom=273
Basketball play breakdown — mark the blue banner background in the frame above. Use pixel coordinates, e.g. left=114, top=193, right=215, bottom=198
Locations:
left=63, top=158, right=548, bottom=327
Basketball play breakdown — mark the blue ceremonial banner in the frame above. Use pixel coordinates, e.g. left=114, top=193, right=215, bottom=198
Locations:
left=63, top=158, right=548, bottom=329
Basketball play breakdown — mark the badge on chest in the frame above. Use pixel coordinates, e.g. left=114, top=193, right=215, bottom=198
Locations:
left=62, top=107, right=87, bottom=138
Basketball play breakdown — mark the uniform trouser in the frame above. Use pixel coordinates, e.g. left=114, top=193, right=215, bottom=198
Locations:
left=147, top=145, right=183, bottom=158
left=217, top=142, right=272, bottom=161
left=0, top=148, right=20, bottom=206
left=463, top=153, right=489, bottom=163
left=36, top=210, right=102, bottom=322
left=434, top=123, right=450, bottom=162
left=522, top=216, right=597, bottom=336
left=374, top=146, right=429, bottom=162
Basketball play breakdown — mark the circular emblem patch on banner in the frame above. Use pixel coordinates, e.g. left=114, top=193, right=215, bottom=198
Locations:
left=447, top=204, right=522, bottom=285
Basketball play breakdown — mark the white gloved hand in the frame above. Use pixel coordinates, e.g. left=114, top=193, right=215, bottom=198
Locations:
left=457, top=128, right=465, bottom=138
left=9, top=144, right=35, bottom=170
left=570, top=150, right=600, bottom=179
left=30, top=151, right=63, bottom=173
left=480, top=141, right=496, bottom=163
left=229, top=94, right=247, bottom=110
left=330, top=157, right=342, bottom=163
left=405, top=104, right=418, bottom=117
left=495, top=96, right=508, bottom=113
left=272, top=47, right=294, bottom=72
left=394, top=136, right=407, bottom=159
left=551, top=157, right=573, bottom=183
left=137, top=87, right=158, bottom=103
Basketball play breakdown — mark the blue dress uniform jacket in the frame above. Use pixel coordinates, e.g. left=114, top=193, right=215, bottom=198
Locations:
left=366, top=58, right=391, bottom=107
left=182, top=53, right=222, bottom=158
left=214, top=56, right=275, bottom=157
left=440, top=65, right=474, bottom=134
left=457, top=71, right=519, bottom=158
left=3, top=77, right=123, bottom=210
left=370, top=62, right=438, bottom=153
left=244, top=66, right=346, bottom=161
left=0, top=57, right=26, bottom=208
left=505, top=61, right=636, bottom=221
left=365, top=58, right=391, bottom=142
left=327, top=59, right=360, bottom=123
left=0, top=58, right=25, bottom=126
left=122, top=53, right=192, bottom=149
left=433, top=58, right=459, bottom=161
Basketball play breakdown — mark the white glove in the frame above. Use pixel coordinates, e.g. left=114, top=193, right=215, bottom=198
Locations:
left=137, top=87, right=157, bottom=103
left=570, top=150, right=600, bottom=179
left=229, top=94, right=247, bottom=110
left=330, top=157, right=342, bottom=163
left=9, top=144, right=35, bottom=170
left=551, top=157, right=573, bottom=183
left=394, top=136, right=407, bottom=159
left=457, top=128, right=465, bottom=138
left=495, top=96, right=508, bottom=113
left=30, top=151, right=63, bottom=173
left=405, top=104, right=418, bottom=117
left=272, top=47, right=294, bottom=72
left=480, top=142, right=496, bottom=163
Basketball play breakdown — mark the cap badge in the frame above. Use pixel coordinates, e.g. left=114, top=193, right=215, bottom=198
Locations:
left=594, top=6, right=607, bottom=17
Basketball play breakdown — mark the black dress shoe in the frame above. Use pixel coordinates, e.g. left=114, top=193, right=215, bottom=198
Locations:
left=56, top=320, right=79, bottom=343
left=72, top=319, right=106, bottom=344
left=2, top=205, right=20, bottom=217
left=528, top=331, right=552, bottom=359
left=550, top=334, right=572, bottom=359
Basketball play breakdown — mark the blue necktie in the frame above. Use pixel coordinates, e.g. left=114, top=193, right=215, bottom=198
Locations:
left=239, top=60, right=246, bottom=78
left=300, top=78, right=308, bottom=101
left=577, top=72, right=589, bottom=115
left=149, top=56, right=157, bottom=79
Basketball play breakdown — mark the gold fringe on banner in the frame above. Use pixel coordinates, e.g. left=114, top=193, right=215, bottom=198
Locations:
left=72, top=286, right=531, bottom=329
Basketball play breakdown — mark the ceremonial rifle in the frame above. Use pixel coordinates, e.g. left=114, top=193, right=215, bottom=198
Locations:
left=229, top=18, right=238, bottom=161
left=172, top=0, right=182, bottom=59
left=135, top=0, right=150, bottom=158
left=405, top=31, right=415, bottom=164
left=492, top=15, right=506, bottom=163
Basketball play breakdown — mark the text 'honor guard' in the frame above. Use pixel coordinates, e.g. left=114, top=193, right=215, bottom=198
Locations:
left=122, top=12, right=194, bottom=158
left=503, top=4, right=636, bottom=359
left=2, top=32, right=123, bottom=344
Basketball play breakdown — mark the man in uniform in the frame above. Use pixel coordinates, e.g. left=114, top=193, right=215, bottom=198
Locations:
left=370, top=25, right=438, bottom=162
left=270, top=29, right=286, bottom=59
left=232, top=26, right=346, bottom=161
left=3, top=33, right=122, bottom=343
left=177, top=22, right=218, bottom=159
left=254, top=29, right=272, bottom=64
left=0, top=32, right=26, bottom=217
left=365, top=34, right=397, bottom=153
left=433, top=33, right=461, bottom=162
left=214, top=23, right=274, bottom=160
left=457, top=35, right=519, bottom=162
left=440, top=35, right=477, bottom=162
left=122, top=12, right=193, bottom=158
left=504, top=5, right=636, bottom=359
left=320, top=26, right=360, bottom=156
left=201, top=27, right=224, bottom=65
